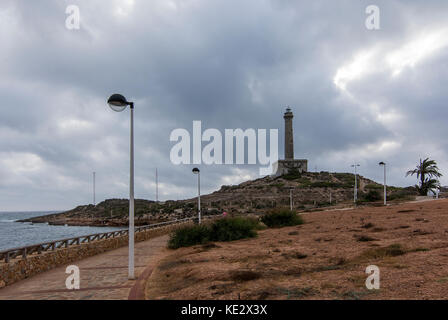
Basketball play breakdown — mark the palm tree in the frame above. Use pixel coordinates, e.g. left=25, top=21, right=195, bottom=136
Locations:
left=406, top=158, right=442, bottom=195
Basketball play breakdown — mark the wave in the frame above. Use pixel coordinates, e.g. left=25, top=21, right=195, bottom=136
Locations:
left=0, top=219, right=17, bottom=223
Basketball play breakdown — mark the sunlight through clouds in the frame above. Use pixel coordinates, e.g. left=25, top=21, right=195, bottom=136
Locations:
left=334, top=27, right=448, bottom=91
left=387, top=28, right=448, bottom=76
left=114, top=0, right=135, bottom=17
left=333, top=50, right=377, bottom=91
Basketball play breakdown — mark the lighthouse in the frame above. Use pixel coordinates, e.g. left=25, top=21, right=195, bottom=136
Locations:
left=284, top=107, right=294, bottom=160
left=272, top=107, right=308, bottom=176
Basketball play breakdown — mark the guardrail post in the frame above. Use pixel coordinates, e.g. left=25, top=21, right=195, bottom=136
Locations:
left=5, top=252, right=10, bottom=263
left=22, top=248, right=27, bottom=259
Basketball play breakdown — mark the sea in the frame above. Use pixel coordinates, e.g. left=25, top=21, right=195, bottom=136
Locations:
left=0, top=211, right=123, bottom=252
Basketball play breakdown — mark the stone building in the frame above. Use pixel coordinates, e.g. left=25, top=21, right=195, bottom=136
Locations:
left=272, top=107, right=308, bottom=176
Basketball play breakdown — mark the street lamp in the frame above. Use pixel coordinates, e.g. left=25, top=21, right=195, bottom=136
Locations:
left=289, top=187, right=294, bottom=211
left=379, top=162, right=386, bottom=205
left=93, top=171, right=96, bottom=206
left=351, top=164, right=360, bottom=203
left=192, top=168, right=201, bottom=224
left=107, top=93, right=135, bottom=280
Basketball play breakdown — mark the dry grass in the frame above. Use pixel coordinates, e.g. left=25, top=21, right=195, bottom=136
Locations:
left=145, top=199, right=448, bottom=300
left=354, top=244, right=406, bottom=261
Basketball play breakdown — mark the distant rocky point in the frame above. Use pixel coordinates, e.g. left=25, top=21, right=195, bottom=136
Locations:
left=20, top=171, right=417, bottom=227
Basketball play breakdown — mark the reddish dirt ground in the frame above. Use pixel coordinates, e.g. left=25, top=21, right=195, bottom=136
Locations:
left=145, top=199, right=448, bottom=300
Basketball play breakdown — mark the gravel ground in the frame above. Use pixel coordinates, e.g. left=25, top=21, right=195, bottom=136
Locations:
left=146, top=199, right=448, bottom=300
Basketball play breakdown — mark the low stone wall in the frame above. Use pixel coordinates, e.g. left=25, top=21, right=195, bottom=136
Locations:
left=0, top=221, right=193, bottom=288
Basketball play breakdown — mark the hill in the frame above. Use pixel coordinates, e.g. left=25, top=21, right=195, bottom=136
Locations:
left=22, top=171, right=416, bottom=227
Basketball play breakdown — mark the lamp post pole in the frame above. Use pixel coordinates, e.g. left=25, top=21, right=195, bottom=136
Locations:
left=193, top=168, right=201, bottom=224
left=379, top=162, right=386, bottom=205
left=93, top=171, right=96, bottom=206
left=156, top=168, right=158, bottom=203
left=198, top=171, right=201, bottom=224
left=383, top=164, right=386, bottom=205
left=129, top=102, right=134, bottom=279
left=107, top=94, right=135, bottom=280
left=289, top=188, right=293, bottom=211
left=351, top=164, right=360, bottom=203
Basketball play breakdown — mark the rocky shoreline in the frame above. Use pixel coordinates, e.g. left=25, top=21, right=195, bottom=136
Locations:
left=18, top=215, right=166, bottom=228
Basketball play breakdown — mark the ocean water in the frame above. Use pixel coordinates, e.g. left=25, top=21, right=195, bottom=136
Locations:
left=0, top=211, right=123, bottom=252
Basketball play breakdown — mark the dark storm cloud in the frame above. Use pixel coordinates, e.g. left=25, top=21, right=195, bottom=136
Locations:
left=1, top=0, right=448, bottom=210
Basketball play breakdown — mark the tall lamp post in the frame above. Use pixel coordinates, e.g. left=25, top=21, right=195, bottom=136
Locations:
left=155, top=168, right=159, bottom=203
left=351, top=164, right=360, bottom=203
left=289, top=187, right=294, bottom=211
left=379, top=162, right=386, bottom=205
left=93, top=171, right=96, bottom=206
left=107, top=93, right=135, bottom=280
left=192, top=168, right=201, bottom=224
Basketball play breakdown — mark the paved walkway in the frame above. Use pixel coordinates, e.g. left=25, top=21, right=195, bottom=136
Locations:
left=0, top=235, right=170, bottom=300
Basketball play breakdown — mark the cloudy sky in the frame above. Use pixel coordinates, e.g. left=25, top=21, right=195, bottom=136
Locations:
left=1, top=0, right=448, bottom=211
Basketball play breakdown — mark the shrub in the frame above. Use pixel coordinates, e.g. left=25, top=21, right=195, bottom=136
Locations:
left=361, top=190, right=382, bottom=202
left=388, top=190, right=416, bottom=201
left=361, top=222, right=374, bottom=229
left=309, top=182, right=345, bottom=188
left=209, top=217, right=258, bottom=242
left=355, top=235, right=376, bottom=242
left=168, top=217, right=261, bottom=249
left=359, top=244, right=406, bottom=260
left=229, top=270, right=261, bottom=282
left=272, top=183, right=285, bottom=188
left=282, top=168, right=302, bottom=180
left=261, top=208, right=304, bottom=228
left=168, top=224, right=211, bottom=249
left=245, top=217, right=267, bottom=230
left=365, top=184, right=383, bottom=190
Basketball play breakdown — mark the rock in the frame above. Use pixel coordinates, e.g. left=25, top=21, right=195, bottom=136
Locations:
left=0, top=280, right=6, bottom=289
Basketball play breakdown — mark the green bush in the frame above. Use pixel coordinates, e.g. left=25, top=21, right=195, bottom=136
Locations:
left=388, top=190, right=416, bottom=201
left=168, top=217, right=261, bottom=249
left=309, top=182, right=345, bottom=188
left=168, top=224, right=211, bottom=249
left=209, top=217, right=257, bottom=242
left=361, top=190, right=382, bottom=202
left=282, top=168, right=302, bottom=180
left=261, top=208, right=304, bottom=228
left=365, top=184, right=383, bottom=190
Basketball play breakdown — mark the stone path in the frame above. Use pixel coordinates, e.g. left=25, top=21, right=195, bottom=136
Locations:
left=0, top=235, right=169, bottom=300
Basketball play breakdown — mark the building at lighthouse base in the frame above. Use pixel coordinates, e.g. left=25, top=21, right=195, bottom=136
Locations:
left=272, top=159, right=308, bottom=177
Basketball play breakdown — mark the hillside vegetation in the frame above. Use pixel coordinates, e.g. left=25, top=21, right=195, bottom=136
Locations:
left=22, top=171, right=416, bottom=226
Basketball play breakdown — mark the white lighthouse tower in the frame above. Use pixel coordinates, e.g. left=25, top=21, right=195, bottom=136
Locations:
left=272, top=107, right=308, bottom=176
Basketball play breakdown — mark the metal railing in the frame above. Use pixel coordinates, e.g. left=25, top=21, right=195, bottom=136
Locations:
left=0, top=216, right=216, bottom=263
